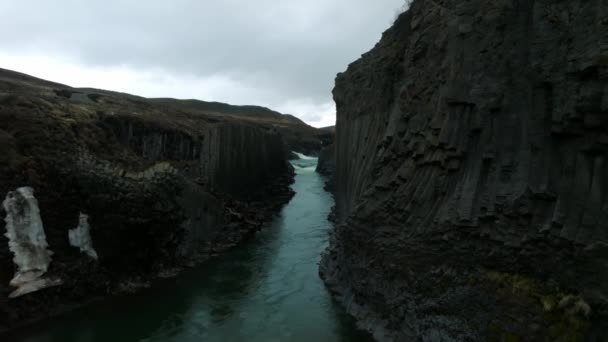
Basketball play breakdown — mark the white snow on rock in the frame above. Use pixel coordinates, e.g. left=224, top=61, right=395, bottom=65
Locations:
left=8, top=277, right=63, bottom=298
left=69, top=212, right=98, bottom=260
left=3, top=187, right=62, bottom=298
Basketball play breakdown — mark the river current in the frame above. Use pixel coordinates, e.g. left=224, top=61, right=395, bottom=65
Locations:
left=13, top=156, right=372, bottom=342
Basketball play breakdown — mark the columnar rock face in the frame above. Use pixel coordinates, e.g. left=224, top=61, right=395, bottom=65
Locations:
left=148, top=97, right=328, bottom=156
left=322, top=1, right=608, bottom=340
left=0, top=68, right=298, bottom=332
left=103, top=116, right=288, bottom=195
left=199, top=124, right=287, bottom=195
left=316, top=144, right=335, bottom=177
left=316, top=126, right=336, bottom=180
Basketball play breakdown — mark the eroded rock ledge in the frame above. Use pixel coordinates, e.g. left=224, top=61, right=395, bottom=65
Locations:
left=0, top=69, right=298, bottom=333
left=321, top=1, right=608, bottom=340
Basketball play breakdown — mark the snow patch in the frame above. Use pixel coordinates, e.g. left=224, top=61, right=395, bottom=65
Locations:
left=8, top=277, right=63, bottom=298
left=3, top=187, right=61, bottom=298
left=69, top=212, right=98, bottom=260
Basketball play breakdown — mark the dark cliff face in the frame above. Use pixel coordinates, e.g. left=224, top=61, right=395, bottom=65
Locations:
left=149, top=98, right=327, bottom=156
left=0, top=69, right=295, bottom=331
left=316, top=126, right=336, bottom=178
left=322, top=1, right=608, bottom=341
left=103, top=116, right=289, bottom=196
left=316, top=143, right=335, bottom=177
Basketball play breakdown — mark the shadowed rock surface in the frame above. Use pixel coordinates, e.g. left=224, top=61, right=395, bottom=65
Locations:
left=149, top=98, right=329, bottom=156
left=316, top=126, right=336, bottom=174
left=0, top=68, right=312, bottom=333
left=316, top=143, right=335, bottom=178
left=321, top=1, right=608, bottom=341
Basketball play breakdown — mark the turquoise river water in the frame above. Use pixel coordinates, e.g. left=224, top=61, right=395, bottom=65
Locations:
left=11, top=156, right=373, bottom=342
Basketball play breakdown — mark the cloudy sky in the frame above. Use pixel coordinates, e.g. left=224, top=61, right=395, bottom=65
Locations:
left=0, top=0, right=406, bottom=127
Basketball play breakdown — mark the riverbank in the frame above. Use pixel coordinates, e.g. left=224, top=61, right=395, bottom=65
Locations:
left=5, top=157, right=372, bottom=342
left=0, top=68, right=319, bottom=334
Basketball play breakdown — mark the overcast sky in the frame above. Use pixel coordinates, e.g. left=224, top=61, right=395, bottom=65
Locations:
left=0, top=0, right=406, bottom=127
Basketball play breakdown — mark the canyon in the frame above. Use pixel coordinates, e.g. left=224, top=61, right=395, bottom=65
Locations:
left=320, top=0, right=608, bottom=341
left=0, top=67, right=327, bottom=333
left=1, top=0, right=607, bottom=340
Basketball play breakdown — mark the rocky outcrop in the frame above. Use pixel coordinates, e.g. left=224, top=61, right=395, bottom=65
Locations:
left=149, top=98, right=328, bottom=156
left=0, top=68, right=295, bottom=332
left=316, top=143, right=335, bottom=177
left=321, top=1, right=608, bottom=341
left=316, top=126, right=336, bottom=181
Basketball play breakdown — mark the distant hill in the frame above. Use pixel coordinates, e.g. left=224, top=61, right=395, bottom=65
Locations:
left=150, top=98, right=306, bottom=125
left=0, top=67, right=326, bottom=155
left=148, top=98, right=324, bottom=155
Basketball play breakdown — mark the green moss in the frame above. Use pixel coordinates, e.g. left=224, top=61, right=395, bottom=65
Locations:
left=547, top=315, right=589, bottom=342
left=541, top=295, right=558, bottom=312
left=485, top=322, right=523, bottom=342
left=484, top=271, right=544, bottom=297
left=482, top=271, right=591, bottom=341
left=504, top=332, right=523, bottom=342
left=596, top=55, right=608, bottom=66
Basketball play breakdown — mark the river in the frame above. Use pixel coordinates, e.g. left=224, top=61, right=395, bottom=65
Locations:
left=12, top=156, right=372, bottom=342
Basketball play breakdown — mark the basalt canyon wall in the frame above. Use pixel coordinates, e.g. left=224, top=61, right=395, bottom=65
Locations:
left=321, top=0, right=608, bottom=341
left=316, top=126, right=336, bottom=178
left=0, top=68, right=322, bottom=332
left=316, top=143, right=335, bottom=178
left=149, top=98, right=331, bottom=156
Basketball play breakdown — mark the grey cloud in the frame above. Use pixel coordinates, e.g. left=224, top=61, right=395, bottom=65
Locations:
left=1, top=0, right=405, bottom=124
left=300, top=113, right=322, bottom=123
